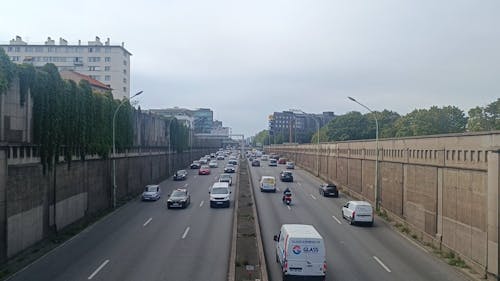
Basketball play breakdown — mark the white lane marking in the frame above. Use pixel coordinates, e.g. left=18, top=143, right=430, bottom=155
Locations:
left=143, top=218, right=152, bottom=227
left=373, top=256, right=391, bottom=273
left=332, top=215, right=342, bottom=224
left=287, top=205, right=291, bottom=211
left=88, top=259, right=109, bottom=279
left=310, top=194, right=317, bottom=200
left=181, top=226, right=191, bottom=239
left=276, top=187, right=280, bottom=192
left=183, top=183, right=188, bottom=188
left=297, top=182, right=302, bottom=186
left=199, top=201, right=204, bottom=207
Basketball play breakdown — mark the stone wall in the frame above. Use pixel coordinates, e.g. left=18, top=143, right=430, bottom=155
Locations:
left=267, top=131, right=500, bottom=278
left=0, top=148, right=211, bottom=261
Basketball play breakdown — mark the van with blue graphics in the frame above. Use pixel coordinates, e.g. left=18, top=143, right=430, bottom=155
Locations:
left=273, top=224, right=326, bottom=281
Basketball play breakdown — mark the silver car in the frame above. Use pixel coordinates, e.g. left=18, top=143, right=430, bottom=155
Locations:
left=219, top=173, right=233, bottom=186
left=142, top=185, right=161, bottom=201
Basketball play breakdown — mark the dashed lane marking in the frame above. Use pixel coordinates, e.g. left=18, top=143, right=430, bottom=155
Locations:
left=373, top=256, right=391, bottom=273
left=88, top=259, right=109, bottom=280
left=181, top=227, right=190, bottom=239
left=143, top=218, right=152, bottom=227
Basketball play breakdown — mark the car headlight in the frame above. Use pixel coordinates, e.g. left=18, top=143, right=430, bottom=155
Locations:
left=167, top=199, right=172, bottom=202
left=180, top=199, right=186, bottom=202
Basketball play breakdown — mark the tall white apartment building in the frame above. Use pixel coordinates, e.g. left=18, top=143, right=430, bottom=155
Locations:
left=1, top=36, right=131, bottom=100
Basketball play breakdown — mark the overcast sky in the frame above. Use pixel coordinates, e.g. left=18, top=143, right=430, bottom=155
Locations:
left=1, top=0, right=499, bottom=136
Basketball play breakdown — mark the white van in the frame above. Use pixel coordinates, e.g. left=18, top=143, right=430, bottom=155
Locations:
left=260, top=176, right=276, bottom=192
left=209, top=182, right=231, bottom=208
left=341, top=201, right=374, bottom=226
left=273, top=224, right=326, bottom=281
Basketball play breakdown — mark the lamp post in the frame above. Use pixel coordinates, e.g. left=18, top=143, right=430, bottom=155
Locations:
left=348, top=96, right=379, bottom=211
left=112, top=90, right=143, bottom=208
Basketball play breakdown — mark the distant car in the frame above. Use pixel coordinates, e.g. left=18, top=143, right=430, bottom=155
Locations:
left=319, top=183, right=339, bottom=197
left=261, top=155, right=269, bottom=161
left=199, top=165, right=211, bottom=175
left=228, top=159, right=238, bottom=165
left=251, top=159, right=260, bottom=167
left=167, top=189, right=190, bottom=208
left=209, top=160, right=218, bottom=168
left=141, top=185, right=161, bottom=201
left=268, top=159, right=277, bottom=167
left=219, top=173, right=233, bottom=186
left=200, top=158, right=208, bottom=165
left=217, top=155, right=225, bottom=160
left=173, top=170, right=188, bottom=181
left=260, top=176, right=276, bottom=192
left=279, top=170, right=294, bottom=182
left=210, top=153, right=216, bottom=158
left=190, top=161, right=201, bottom=169
left=342, top=201, right=374, bottom=226
left=278, top=158, right=288, bottom=164
left=286, top=161, right=295, bottom=169
left=224, top=164, right=236, bottom=173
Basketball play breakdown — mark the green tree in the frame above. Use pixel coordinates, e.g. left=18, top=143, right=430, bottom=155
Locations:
left=252, top=130, right=270, bottom=146
left=395, top=106, right=466, bottom=137
left=468, top=98, right=500, bottom=131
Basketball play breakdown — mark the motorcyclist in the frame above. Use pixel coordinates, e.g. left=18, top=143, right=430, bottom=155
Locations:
left=282, top=187, right=292, bottom=202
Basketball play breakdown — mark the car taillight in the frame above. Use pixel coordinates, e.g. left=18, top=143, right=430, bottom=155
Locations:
left=352, top=211, right=356, bottom=219
left=284, top=261, right=288, bottom=272
left=323, top=261, right=327, bottom=273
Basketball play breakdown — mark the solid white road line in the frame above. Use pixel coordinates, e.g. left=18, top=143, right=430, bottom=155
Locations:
left=310, top=194, right=317, bottom=200
left=373, top=256, right=392, bottom=273
left=332, top=215, right=342, bottom=224
left=199, top=201, right=204, bottom=207
left=287, top=205, right=291, bottom=211
left=88, top=259, right=109, bottom=280
left=181, top=226, right=191, bottom=239
left=143, top=218, right=152, bottom=227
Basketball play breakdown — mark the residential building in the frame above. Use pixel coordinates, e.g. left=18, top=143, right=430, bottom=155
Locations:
left=1, top=36, right=131, bottom=100
left=192, top=108, right=214, bottom=134
left=269, top=110, right=335, bottom=143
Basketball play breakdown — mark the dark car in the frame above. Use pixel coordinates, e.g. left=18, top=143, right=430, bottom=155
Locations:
left=167, top=189, right=190, bottom=208
left=279, top=170, right=294, bottom=182
left=190, top=161, right=201, bottom=169
left=224, top=164, right=236, bottom=173
left=251, top=159, right=260, bottom=167
left=319, top=183, right=339, bottom=197
left=278, top=158, right=288, bottom=164
left=173, top=169, right=188, bottom=181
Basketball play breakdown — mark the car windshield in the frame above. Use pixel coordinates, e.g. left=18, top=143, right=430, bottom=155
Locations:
left=171, top=191, right=186, bottom=197
left=226, top=164, right=234, bottom=167
left=201, top=165, right=209, bottom=169
left=211, top=188, right=229, bottom=195
left=145, top=186, right=158, bottom=192
left=220, top=175, right=231, bottom=179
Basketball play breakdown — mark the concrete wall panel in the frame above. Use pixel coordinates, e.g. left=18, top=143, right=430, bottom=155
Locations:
left=7, top=205, right=43, bottom=257
left=55, top=193, right=87, bottom=230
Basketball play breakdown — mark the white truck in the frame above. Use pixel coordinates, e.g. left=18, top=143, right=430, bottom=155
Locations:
left=273, top=224, right=326, bottom=281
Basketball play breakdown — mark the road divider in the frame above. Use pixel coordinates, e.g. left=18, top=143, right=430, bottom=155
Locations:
left=87, top=259, right=109, bottom=280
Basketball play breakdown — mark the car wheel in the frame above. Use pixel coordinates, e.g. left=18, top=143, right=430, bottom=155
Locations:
left=349, top=217, right=355, bottom=225
left=167, top=205, right=171, bottom=209
left=368, top=220, right=374, bottom=227
left=276, top=252, right=279, bottom=263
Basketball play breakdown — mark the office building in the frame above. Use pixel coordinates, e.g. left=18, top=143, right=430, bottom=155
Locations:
left=269, top=110, right=335, bottom=143
left=1, top=36, right=131, bottom=99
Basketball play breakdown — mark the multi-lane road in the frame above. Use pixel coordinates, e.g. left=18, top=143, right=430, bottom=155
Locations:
left=249, top=160, right=470, bottom=281
left=7, top=155, right=471, bottom=281
left=8, top=159, right=235, bottom=281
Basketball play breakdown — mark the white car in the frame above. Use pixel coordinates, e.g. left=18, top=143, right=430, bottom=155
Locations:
left=141, top=185, right=161, bottom=201
left=260, top=176, right=276, bottom=192
left=209, top=160, right=218, bottom=168
left=342, top=201, right=374, bottom=226
left=209, top=182, right=231, bottom=208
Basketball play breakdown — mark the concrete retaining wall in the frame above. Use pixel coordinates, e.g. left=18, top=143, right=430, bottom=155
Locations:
left=267, top=131, right=499, bottom=278
left=0, top=148, right=211, bottom=261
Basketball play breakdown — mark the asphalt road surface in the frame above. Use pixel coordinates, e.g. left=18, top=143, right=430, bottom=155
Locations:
left=249, top=160, right=470, bottom=281
left=8, top=158, right=235, bottom=281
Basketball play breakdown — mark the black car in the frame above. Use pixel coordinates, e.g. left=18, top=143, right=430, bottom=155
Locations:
left=319, top=183, right=339, bottom=197
left=167, top=189, right=191, bottom=209
left=173, top=169, right=188, bottom=181
left=251, top=159, right=260, bottom=167
left=279, top=170, right=294, bottom=182
left=190, top=161, right=201, bottom=169
left=224, top=164, right=236, bottom=173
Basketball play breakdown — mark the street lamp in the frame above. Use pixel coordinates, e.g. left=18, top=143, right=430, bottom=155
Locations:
left=112, top=90, right=143, bottom=208
left=348, top=96, right=379, bottom=211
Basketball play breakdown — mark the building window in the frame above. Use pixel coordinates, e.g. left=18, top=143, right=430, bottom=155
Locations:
left=11, top=56, right=20, bottom=61
left=7, top=46, right=13, bottom=52
left=105, top=75, right=111, bottom=81
left=88, top=66, right=100, bottom=71
left=88, top=47, right=93, bottom=53
left=14, top=47, right=21, bottom=52
left=88, top=57, right=101, bottom=62
left=105, top=57, right=111, bottom=62
left=104, top=66, right=111, bottom=71
left=123, top=87, right=127, bottom=92
left=47, top=47, right=54, bottom=52
left=123, top=69, right=127, bottom=74
left=123, top=60, right=127, bottom=66
left=123, top=78, right=127, bottom=83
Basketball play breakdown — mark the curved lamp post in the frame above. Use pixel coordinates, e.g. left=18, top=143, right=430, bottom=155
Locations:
left=112, top=90, right=143, bottom=208
left=348, top=96, right=380, bottom=211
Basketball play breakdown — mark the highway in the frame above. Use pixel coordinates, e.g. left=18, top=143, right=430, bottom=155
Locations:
left=249, top=160, right=470, bottom=281
left=8, top=158, right=235, bottom=281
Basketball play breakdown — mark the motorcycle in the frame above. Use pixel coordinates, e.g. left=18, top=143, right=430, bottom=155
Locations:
left=282, top=193, right=292, bottom=205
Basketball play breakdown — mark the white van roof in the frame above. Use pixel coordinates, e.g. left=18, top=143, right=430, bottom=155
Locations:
left=212, top=182, right=229, bottom=188
left=350, top=201, right=372, bottom=206
left=282, top=224, right=322, bottom=239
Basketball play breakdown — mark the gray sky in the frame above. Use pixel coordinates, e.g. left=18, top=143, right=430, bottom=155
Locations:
left=1, top=0, right=499, bottom=136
